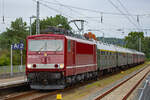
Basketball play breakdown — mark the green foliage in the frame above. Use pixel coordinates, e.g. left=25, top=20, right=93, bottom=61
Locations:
left=31, top=15, right=71, bottom=35
left=0, top=17, right=28, bottom=49
left=125, top=31, right=144, bottom=51
left=0, top=18, right=28, bottom=66
left=142, top=37, right=150, bottom=58
left=125, top=31, right=150, bottom=58
left=0, top=50, right=10, bottom=66
left=0, top=15, right=72, bottom=66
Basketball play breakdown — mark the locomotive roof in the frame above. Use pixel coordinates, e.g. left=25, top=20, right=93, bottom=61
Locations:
left=28, top=34, right=95, bottom=45
left=66, top=36, right=96, bottom=45
left=27, top=34, right=65, bottom=39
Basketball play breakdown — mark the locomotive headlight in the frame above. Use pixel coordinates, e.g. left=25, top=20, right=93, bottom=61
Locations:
left=59, top=64, right=64, bottom=69
left=27, top=64, right=32, bottom=68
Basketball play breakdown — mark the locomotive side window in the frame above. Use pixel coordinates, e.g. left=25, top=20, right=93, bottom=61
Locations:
left=67, top=40, right=71, bottom=52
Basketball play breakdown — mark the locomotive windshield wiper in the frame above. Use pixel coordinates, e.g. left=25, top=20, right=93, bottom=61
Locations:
left=38, top=41, right=47, bottom=52
left=38, top=46, right=45, bottom=52
left=55, top=45, right=61, bottom=51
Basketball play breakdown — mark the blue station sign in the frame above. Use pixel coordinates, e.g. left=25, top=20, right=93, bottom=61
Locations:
left=12, top=43, right=24, bottom=50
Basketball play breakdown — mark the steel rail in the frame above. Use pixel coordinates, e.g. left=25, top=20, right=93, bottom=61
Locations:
left=4, top=64, right=149, bottom=100
left=31, top=81, right=95, bottom=100
left=5, top=90, right=37, bottom=100
left=94, top=64, right=150, bottom=100
left=122, top=70, right=150, bottom=100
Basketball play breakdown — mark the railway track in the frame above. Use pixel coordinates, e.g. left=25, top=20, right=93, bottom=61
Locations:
left=2, top=64, right=149, bottom=100
left=4, top=90, right=58, bottom=100
left=3, top=79, right=96, bottom=100
left=94, top=64, right=150, bottom=100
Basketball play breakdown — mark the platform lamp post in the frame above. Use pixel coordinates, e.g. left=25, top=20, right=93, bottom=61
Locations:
left=29, top=16, right=36, bottom=36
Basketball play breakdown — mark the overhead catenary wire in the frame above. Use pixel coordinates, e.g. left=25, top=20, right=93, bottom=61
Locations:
left=107, top=0, right=141, bottom=31
left=40, top=1, right=147, bottom=35
left=116, top=0, right=142, bottom=31
left=0, top=0, right=149, bottom=23
left=38, top=2, right=74, bottom=19
left=53, top=0, right=81, bottom=16
left=37, top=0, right=113, bottom=36
left=38, top=0, right=149, bottom=33
left=1, top=0, right=149, bottom=37
left=114, top=0, right=142, bottom=51
left=50, top=0, right=101, bottom=23
left=39, top=0, right=132, bottom=16
left=39, top=0, right=150, bottom=17
left=36, top=0, right=104, bottom=33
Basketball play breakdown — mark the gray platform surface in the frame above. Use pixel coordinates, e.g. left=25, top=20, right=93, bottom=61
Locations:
left=0, top=76, right=26, bottom=89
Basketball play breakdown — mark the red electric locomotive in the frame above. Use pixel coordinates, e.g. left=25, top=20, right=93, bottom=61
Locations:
left=26, top=34, right=97, bottom=89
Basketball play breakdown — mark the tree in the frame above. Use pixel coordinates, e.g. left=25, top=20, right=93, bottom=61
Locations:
left=125, top=31, right=150, bottom=59
left=142, top=37, right=150, bottom=59
left=125, top=32, right=144, bottom=51
left=0, top=17, right=28, bottom=49
left=31, top=15, right=71, bottom=35
left=0, top=18, right=28, bottom=66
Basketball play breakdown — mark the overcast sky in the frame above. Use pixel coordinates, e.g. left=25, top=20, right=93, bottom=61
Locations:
left=0, top=0, right=150, bottom=38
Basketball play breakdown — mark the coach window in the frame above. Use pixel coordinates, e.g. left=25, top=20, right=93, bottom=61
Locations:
left=101, top=51, right=103, bottom=55
left=102, top=51, right=103, bottom=55
left=102, top=51, right=104, bottom=55
left=68, top=40, right=71, bottom=52
left=103, top=51, right=105, bottom=55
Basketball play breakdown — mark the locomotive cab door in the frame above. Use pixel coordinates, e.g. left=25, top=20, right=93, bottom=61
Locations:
left=72, top=41, right=75, bottom=65
left=71, top=40, right=76, bottom=74
left=67, top=39, right=76, bottom=75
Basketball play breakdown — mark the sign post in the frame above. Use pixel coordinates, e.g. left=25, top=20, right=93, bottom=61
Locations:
left=19, top=42, right=24, bottom=71
left=10, top=45, right=13, bottom=76
left=20, top=49, right=22, bottom=71
left=12, top=42, right=24, bottom=73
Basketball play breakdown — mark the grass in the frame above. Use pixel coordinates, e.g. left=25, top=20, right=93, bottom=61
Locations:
left=62, top=62, right=150, bottom=100
left=85, top=62, right=150, bottom=89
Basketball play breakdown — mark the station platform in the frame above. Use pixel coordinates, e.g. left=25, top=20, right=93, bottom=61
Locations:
left=0, top=76, right=27, bottom=89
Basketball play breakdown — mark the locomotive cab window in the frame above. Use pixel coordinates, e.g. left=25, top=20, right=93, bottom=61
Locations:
left=28, top=39, right=63, bottom=51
